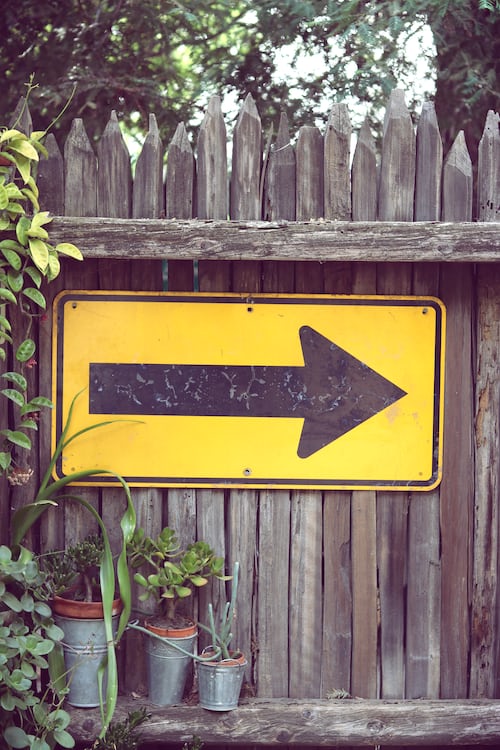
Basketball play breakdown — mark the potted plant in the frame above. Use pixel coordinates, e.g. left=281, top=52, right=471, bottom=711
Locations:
left=127, top=527, right=231, bottom=706
left=40, top=534, right=124, bottom=709
left=0, top=544, right=74, bottom=750
left=11, top=390, right=137, bottom=738
left=196, top=561, right=247, bottom=711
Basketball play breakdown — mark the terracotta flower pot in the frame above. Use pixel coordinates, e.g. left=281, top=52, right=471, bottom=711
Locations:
left=52, top=593, right=123, bottom=619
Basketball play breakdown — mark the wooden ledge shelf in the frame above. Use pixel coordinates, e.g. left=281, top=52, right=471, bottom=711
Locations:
left=68, top=697, right=500, bottom=746
left=49, top=218, right=500, bottom=263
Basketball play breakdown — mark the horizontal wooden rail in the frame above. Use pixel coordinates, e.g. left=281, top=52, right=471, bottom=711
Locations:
left=50, top=218, right=500, bottom=263
left=68, top=698, right=500, bottom=745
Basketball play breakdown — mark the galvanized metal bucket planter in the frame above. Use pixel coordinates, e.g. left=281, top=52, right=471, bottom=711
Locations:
left=144, top=620, right=198, bottom=706
left=53, top=596, right=122, bottom=708
left=197, top=649, right=247, bottom=711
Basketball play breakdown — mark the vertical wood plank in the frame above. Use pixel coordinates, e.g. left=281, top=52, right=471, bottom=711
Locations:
left=230, top=94, right=262, bottom=220
left=415, top=102, right=443, bottom=221
left=378, top=89, right=416, bottom=221
left=470, top=265, right=500, bottom=697
left=296, top=126, right=324, bottom=220
left=165, top=122, right=194, bottom=220
left=442, top=132, right=473, bottom=221
left=350, top=265, right=378, bottom=700
left=196, top=95, right=228, bottom=220
left=324, top=102, right=351, bottom=220
left=96, top=111, right=132, bottom=219
left=264, top=111, right=296, bottom=221
left=351, top=489, right=378, bottom=698
left=38, top=133, right=64, bottom=214
left=407, top=264, right=441, bottom=701
left=477, top=110, right=499, bottom=222
left=64, top=119, right=97, bottom=216
left=257, top=489, right=291, bottom=697
left=352, top=119, right=377, bottom=221
left=289, top=490, right=323, bottom=697
left=376, top=265, right=412, bottom=701
left=133, top=113, right=164, bottom=220
left=439, top=267, right=473, bottom=697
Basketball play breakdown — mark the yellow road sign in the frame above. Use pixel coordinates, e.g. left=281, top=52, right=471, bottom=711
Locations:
left=52, top=291, right=445, bottom=490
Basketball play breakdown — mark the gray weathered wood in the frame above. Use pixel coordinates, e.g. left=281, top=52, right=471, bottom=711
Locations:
left=442, top=131, right=472, bottom=221
left=289, top=491, right=323, bottom=697
left=47, top=217, right=500, bottom=262
left=351, top=490, right=378, bottom=698
left=67, top=698, right=500, bottom=745
left=470, top=264, right=500, bottom=697
left=322, top=492, right=352, bottom=695
left=352, top=118, right=377, bottom=221
left=296, top=126, right=324, bottom=220
left=477, top=110, right=499, bottom=221
left=324, top=102, right=351, bottom=220
left=37, top=133, right=64, bottom=214
left=257, top=490, right=291, bottom=697
left=133, top=113, right=163, bottom=219
left=439, top=266, right=474, bottom=697
left=165, top=122, right=194, bottom=219
left=63, top=118, right=97, bottom=216
left=97, top=111, right=132, bottom=218
left=196, top=95, right=228, bottom=219
left=415, top=102, right=442, bottom=221
left=264, top=111, right=296, bottom=221
left=231, top=94, right=262, bottom=220
left=378, top=89, right=416, bottom=221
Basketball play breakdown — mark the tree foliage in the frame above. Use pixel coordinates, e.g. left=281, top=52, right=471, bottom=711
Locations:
left=1, top=1, right=498, bottom=158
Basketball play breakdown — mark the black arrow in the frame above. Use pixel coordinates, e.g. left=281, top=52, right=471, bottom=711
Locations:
left=89, top=326, right=407, bottom=459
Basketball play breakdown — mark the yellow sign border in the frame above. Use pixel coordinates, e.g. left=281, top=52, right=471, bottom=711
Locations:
left=52, top=291, right=445, bottom=491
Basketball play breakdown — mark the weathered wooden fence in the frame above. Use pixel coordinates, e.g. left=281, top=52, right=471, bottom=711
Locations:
left=3, top=88, right=500, bottom=746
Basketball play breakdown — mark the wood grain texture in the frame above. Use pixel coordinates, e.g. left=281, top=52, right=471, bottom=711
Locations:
left=47, top=217, right=500, bottom=262
left=67, top=698, right=500, bottom=746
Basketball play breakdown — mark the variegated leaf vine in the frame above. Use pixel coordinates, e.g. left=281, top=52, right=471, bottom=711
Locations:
left=0, top=76, right=83, bottom=482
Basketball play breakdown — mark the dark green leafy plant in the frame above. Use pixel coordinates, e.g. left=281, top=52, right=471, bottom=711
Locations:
left=127, top=527, right=230, bottom=626
left=0, top=75, right=82, bottom=480
left=41, top=534, right=106, bottom=603
left=11, top=391, right=137, bottom=739
left=85, top=707, right=150, bottom=750
left=0, top=544, right=74, bottom=750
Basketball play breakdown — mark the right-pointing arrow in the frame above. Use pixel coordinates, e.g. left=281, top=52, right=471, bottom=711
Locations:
left=89, top=325, right=407, bottom=459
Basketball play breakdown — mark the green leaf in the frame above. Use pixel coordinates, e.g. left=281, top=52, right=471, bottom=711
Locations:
left=3, top=429, right=31, bottom=449
left=55, top=242, right=84, bottom=261
left=2, top=371, right=27, bottom=389
left=4, top=726, right=31, bottom=748
left=25, top=265, right=42, bottom=288
left=9, top=137, right=39, bottom=162
left=1, top=247, right=22, bottom=270
left=24, top=396, right=53, bottom=409
left=0, top=316, right=12, bottom=332
left=0, top=183, right=8, bottom=210
left=22, top=287, right=46, bottom=309
left=16, top=215, right=31, bottom=246
left=16, top=338, right=36, bottom=362
left=47, top=251, right=60, bottom=281
left=1, top=388, right=25, bottom=406
left=0, top=286, right=17, bottom=304
left=29, top=238, right=49, bottom=272
left=7, top=269, right=23, bottom=293
left=54, top=729, right=75, bottom=749
left=0, top=451, right=12, bottom=470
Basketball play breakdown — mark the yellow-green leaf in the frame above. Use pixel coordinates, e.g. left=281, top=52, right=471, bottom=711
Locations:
left=0, top=184, right=7, bottom=210
left=47, top=252, right=60, bottom=281
left=0, top=129, right=23, bottom=142
left=28, top=238, right=49, bottom=273
left=9, top=138, right=39, bottom=162
left=16, top=216, right=31, bottom=246
left=55, top=242, right=83, bottom=261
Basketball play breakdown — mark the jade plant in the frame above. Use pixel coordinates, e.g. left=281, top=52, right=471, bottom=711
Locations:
left=127, top=526, right=231, bottom=628
left=0, top=544, right=74, bottom=750
left=41, top=533, right=106, bottom=603
left=0, top=75, right=82, bottom=482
